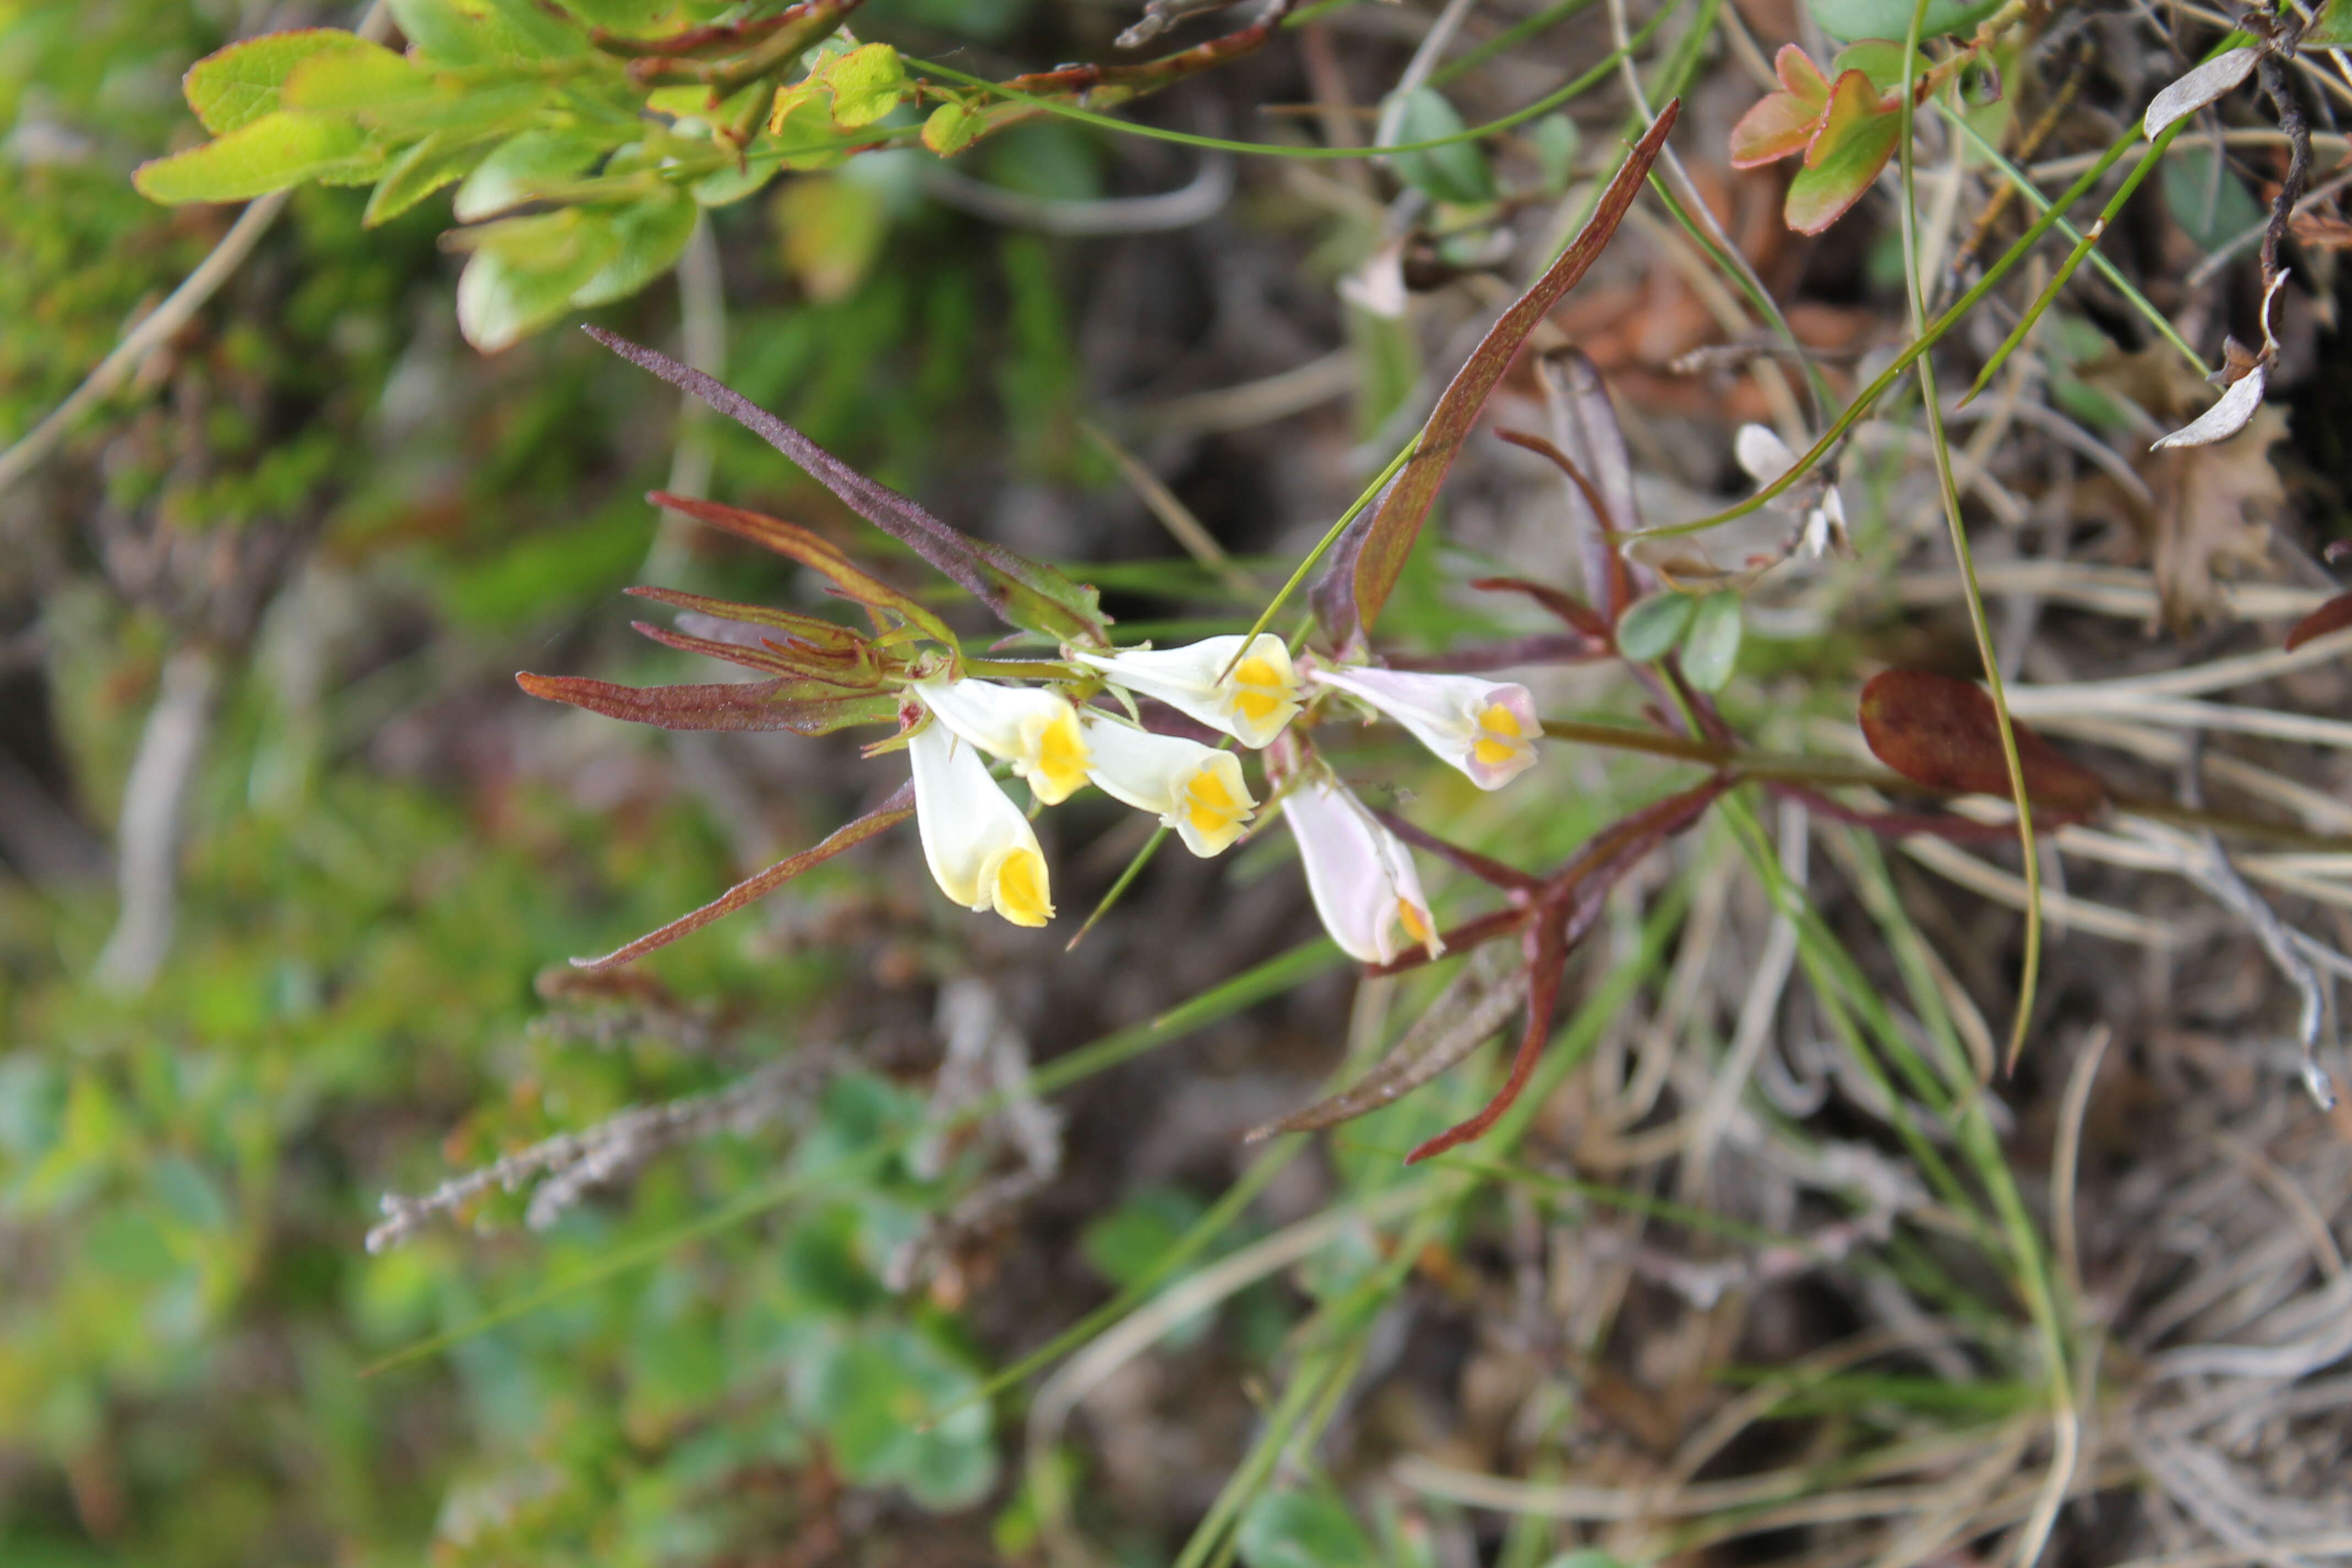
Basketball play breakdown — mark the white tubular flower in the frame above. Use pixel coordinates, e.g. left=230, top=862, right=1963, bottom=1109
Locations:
left=1735, top=423, right=1850, bottom=559
left=1072, top=634, right=1302, bottom=749
left=907, top=722, right=1055, bottom=928
left=912, top=677, right=1091, bottom=805
left=1309, top=666, right=1542, bottom=791
left=1080, top=714, right=1257, bottom=858
left=1281, top=771, right=1442, bottom=965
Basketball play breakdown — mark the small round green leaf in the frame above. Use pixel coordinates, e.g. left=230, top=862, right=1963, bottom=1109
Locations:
left=1386, top=88, right=1498, bottom=205
left=1614, top=590, right=1696, bottom=662
left=1237, top=1491, right=1376, bottom=1568
left=1805, top=0, right=2003, bottom=40
left=1680, top=590, right=1744, bottom=692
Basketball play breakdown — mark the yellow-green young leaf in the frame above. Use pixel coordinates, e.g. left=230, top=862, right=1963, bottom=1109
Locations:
left=452, top=128, right=609, bottom=221
left=690, top=160, right=780, bottom=205
left=183, top=29, right=375, bottom=134
left=769, top=94, right=853, bottom=171
left=279, top=40, right=432, bottom=114
left=570, top=195, right=698, bottom=308
left=386, top=0, right=495, bottom=64
left=389, top=0, right=588, bottom=67
left=1784, top=69, right=1901, bottom=235
left=767, top=81, right=821, bottom=135
left=2308, top=0, right=2352, bottom=48
left=775, top=174, right=888, bottom=302
left=364, top=132, right=493, bottom=226
left=456, top=209, right=623, bottom=351
left=133, top=111, right=370, bottom=203
left=922, top=100, right=983, bottom=156
left=546, top=0, right=671, bottom=30
left=821, top=43, right=909, bottom=129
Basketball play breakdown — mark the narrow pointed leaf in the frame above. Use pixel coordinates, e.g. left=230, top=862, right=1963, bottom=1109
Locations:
left=1351, top=101, right=1679, bottom=635
left=590, top=330, right=1110, bottom=646
left=624, top=585, right=874, bottom=656
left=1404, top=922, right=1564, bottom=1164
left=575, top=783, right=915, bottom=970
left=1248, top=960, right=1532, bottom=1139
left=646, top=491, right=957, bottom=647
left=2284, top=591, right=2352, bottom=652
left=516, top=671, right=899, bottom=733
left=627, top=622, right=882, bottom=686
left=1468, top=577, right=1608, bottom=640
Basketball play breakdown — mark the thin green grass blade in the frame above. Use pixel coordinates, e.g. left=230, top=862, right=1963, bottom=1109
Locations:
left=1892, top=16, right=2042, bottom=1081
left=1940, top=107, right=2207, bottom=377
left=1619, top=127, right=2145, bottom=542
left=1960, top=121, right=2187, bottom=404
left=1065, top=823, right=1168, bottom=952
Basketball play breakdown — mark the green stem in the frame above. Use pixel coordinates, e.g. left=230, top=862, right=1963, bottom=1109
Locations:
left=1624, top=128, right=2145, bottom=542
left=1893, top=5, right=2041, bottom=1077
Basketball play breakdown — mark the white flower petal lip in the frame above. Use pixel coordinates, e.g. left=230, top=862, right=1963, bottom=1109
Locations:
left=1280, top=771, right=1442, bottom=965
left=912, top=677, right=1091, bottom=805
left=1080, top=714, right=1257, bottom=858
left=1734, top=423, right=1797, bottom=484
left=1309, top=666, right=1542, bottom=791
left=1734, top=422, right=1848, bottom=560
left=907, top=722, right=1055, bottom=927
left=1071, top=634, right=1302, bottom=749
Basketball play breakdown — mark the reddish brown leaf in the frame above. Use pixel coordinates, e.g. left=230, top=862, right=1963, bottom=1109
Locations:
left=574, top=783, right=914, bottom=970
left=2284, top=591, right=2352, bottom=652
left=646, top=492, right=959, bottom=646
left=1766, top=782, right=2081, bottom=841
left=1530, top=350, right=1642, bottom=619
left=1371, top=806, right=1544, bottom=892
left=1858, top=669, right=2108, bottom=813
left=1783, top=69, right=1902, bottom=235
left=1349, top=100, right=1679, bottom=636
left=1729, top=46, right=1831, bottom=168
left=1245, top=958, right=1533, bottom=1140
left=624, top=585, right=874, bottom=657
left=516, top=671, right=899, bottom=734
left=629, top=622, right=883, bottom=685
left=1404, top=919, right=1564, bottom=1164
left=1468, top=576, right=1609, bottom=640
left=1365, top=907, right=1533, bottom=977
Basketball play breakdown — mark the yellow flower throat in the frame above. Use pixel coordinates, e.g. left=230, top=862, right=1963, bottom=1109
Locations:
left=1228, top=656, right=1290, bottom=725
left=1471, top=703, right=1525, bottom=768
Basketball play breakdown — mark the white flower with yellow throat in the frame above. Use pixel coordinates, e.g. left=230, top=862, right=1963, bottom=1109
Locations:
left=907, top=720, right=1055, bottom=928
left=1071, top=633, right=1302, bottom=749
left=1079, top=714, right=1257, bottom=858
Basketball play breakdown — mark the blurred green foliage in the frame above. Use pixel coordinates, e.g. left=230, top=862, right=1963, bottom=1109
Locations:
left=0, top=0, right=1125, bottom=1554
